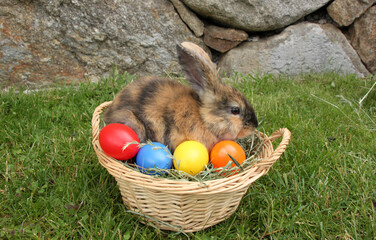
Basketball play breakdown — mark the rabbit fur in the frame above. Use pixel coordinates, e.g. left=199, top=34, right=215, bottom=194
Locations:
left=103, top=42, right=258, bottom=151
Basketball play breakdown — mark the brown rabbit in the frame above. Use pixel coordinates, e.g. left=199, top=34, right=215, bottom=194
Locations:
left=103, top=42, right=258, bottom=151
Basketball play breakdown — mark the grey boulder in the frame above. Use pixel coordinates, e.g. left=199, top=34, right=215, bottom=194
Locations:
left=218, top=22, right=370, bottom=77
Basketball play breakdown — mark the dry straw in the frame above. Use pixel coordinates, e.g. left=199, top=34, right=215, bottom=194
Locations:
left=92, top=101, right=291, bottom=233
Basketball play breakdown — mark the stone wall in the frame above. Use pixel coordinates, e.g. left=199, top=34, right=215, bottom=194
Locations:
left=0, top=0, right=374, bottom=88
left=178, top=0, right=374, bottom=77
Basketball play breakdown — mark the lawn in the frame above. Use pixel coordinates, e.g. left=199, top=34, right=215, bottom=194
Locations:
left=1, top=70, right=375, bottom=239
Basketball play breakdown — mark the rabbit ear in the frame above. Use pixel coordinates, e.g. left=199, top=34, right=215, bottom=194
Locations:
left=177, top=42, right=220, bottom=95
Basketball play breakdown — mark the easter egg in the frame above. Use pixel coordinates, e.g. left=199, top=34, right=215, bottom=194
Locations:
left=173, top=141, right=209, bottom=176
left=99, top=123, right=139, bottom=160
left=136, top=142, right=172, bottom=175
left=210, top=140, right=246, bottom=169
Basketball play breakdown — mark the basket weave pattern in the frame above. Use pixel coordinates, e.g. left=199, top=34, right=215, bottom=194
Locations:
left=92, top=101, right=291, bottom=232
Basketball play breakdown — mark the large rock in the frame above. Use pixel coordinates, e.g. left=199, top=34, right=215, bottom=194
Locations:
left=180, top=0, right=331, bottom=31
left=0, top=0, right=202, bottom=88
left=348, top=6, right=376, bottom=73
left=218, top=22, right=370, bottom=77
left=327, top=0, right=375, bottom=27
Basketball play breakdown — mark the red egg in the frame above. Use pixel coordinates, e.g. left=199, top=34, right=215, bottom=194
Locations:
left=210, top=140, right=246, bottom=169
left=99, top=123, right=139, bottom=160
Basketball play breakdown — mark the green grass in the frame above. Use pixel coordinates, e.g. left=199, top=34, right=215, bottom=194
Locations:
left=1, top=70, right=375, bottom=239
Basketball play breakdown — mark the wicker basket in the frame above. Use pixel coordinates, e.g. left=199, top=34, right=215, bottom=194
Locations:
left=92, top=101, right=291, bottom=233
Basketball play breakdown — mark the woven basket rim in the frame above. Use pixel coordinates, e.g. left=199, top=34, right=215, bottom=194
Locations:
left=92, top=101, right=291, bottom=194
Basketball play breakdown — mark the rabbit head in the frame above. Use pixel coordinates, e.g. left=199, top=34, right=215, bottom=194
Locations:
left=177, top=42, right=258, bottom=142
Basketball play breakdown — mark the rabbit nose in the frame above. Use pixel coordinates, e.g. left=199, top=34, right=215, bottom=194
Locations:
left=245, top=111, right=258, bottom=128
left=250, top=117, right=258, bottom=128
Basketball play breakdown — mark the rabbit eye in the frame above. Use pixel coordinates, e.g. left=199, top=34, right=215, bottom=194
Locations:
left=231, top=107, right=240, bottom=115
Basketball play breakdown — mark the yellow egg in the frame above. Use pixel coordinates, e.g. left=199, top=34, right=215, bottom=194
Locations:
left=173, top=141, right=209, bottom=176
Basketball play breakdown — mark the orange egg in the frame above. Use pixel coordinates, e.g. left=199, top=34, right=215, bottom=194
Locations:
left=210, top=140, right=246, bottom=169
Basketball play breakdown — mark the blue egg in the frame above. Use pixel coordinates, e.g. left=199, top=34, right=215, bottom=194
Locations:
left=136, top=142, right=172, bottom=175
